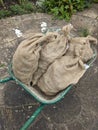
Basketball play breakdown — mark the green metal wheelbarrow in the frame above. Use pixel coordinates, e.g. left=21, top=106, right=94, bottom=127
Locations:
left=0, top=48, right=97, bottom=130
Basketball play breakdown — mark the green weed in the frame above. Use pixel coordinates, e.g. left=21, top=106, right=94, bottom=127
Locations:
left=10, top=4, right=27, bottom=15
left=78, top=28, right=90, bottom=37
left=21, top=2, right=34, bottom=12
left=0, top=10, right=11, bottom=19
left=42, top=0, right=92, bottom=21
left=0, top=63, right=5, bottom=68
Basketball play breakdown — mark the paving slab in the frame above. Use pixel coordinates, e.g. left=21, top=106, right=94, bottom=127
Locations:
left=0, top=4, right=98, bottom=130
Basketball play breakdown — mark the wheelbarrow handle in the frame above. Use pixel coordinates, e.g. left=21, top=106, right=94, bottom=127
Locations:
left=20, top=103, right=46, bottom=130
left=0, top=76, right=13, bottom=83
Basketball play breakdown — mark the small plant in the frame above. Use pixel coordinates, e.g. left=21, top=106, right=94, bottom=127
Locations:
left=42, top=0, right=91, bottom=20
left=0, top=63, right=5, bottom=68
left=78, top=28, right=90, bottom=37
left=10, top=4, right=27, bottom=15
left=0, top=1, right=35, bottom=19
left=0, top=10, right=11, bottom=19
left=21, top=2, right=34, bottom=12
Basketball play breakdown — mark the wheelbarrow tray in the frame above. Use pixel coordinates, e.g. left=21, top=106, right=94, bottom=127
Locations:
left=0, top=48, right=97, bottom=130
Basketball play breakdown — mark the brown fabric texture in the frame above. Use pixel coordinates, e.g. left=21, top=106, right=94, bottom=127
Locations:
left=38, top=36, right=97, bottom=95
left=12, top=33, right=60, bottom=85
left=12, top=33, right=43, bottom=85
left=12, top=24, right=97, bottom=95
left=32, top=34, right=68, bottom=85
left=32, top=24, right=73, bottom=85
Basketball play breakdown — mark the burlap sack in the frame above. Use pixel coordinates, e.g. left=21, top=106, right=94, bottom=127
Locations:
left=12, top=33, right=50, bottom=85
left=12, top=24, right=97, bottom=96
left=37, top=36, right=97, bottom=95
left=12, top=31, right=67, bottom=85
left=32, top=24, right=73, bottom=85
left=69, top=35, right=97, bottom=62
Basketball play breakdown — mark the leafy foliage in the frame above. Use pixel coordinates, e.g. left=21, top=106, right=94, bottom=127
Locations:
left=42, top=0, right=92, bottom=20
left=0, top=0, right=97, bottom=19
left=10, top=4, right=27, bottom=15
left=0, top=10, right=11, bottom=19
left=21, top=2, right=34, bottom=12
left=0, top=1, right=34, bottom=19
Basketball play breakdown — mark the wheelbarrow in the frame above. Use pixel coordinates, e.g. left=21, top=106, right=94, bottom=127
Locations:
left=0, top=48, right=97, bottom=130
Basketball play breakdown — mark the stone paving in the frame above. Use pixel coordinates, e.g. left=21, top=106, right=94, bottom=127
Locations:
left=0, top=4, right=98, bottom=130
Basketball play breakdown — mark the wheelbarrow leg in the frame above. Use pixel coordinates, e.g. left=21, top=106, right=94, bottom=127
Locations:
left=20, top=103, right=46, bottom=130
left=0, top=77, right=13, bottom=83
